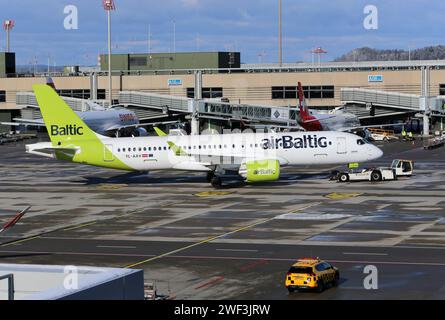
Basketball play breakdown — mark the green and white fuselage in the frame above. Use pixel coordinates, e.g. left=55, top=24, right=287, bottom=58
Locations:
left=26, top=85, right=383, bottom=184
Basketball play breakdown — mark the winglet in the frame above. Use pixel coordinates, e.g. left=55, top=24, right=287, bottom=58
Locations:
left=167, top=141, right=189, bottom=157
left=154, top=127, right=167, bottom=137
left=0, top=206, right=31, bottom=234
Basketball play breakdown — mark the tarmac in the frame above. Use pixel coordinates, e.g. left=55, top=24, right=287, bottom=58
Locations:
left=1, top=136, right=445, bottom=299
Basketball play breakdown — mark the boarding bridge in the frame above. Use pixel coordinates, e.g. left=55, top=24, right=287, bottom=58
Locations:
left=119, top=91, right=299, bottom=125
left=341, top=88, right=421, bottom=111
left=340, top=88, right=445, bottom=119
left=16, top=90, right=299, bottom=127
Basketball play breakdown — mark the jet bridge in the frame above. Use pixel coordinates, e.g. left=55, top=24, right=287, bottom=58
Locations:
left=341, top=88, right=445, bottom=119
left=118, top=91, right=300, bottom=128
left=14, top=90, right=301, bottom=133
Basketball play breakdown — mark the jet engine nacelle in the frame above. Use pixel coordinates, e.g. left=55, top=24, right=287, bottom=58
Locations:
left=239, top=159, right=280, bottom=183
left=133, top=127, right=148, bottom=137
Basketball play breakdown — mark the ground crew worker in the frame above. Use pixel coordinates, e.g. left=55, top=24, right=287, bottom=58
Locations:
left=408, top=131, right=414, bottom=141
left=402, top=129, right=407, bottom=141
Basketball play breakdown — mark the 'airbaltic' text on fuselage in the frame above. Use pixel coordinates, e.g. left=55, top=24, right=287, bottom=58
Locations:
left=262, top=135, right=331, bottom=150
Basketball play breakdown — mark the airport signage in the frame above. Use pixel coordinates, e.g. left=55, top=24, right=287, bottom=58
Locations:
left=168, top=79, right=183, bottom=86
left=271, top=108, right=289, bottom=120
left=368, top=75, right=383, bottom=82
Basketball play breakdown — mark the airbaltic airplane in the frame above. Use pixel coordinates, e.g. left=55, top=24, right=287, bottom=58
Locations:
left=26, top=85, right=383, bottom=187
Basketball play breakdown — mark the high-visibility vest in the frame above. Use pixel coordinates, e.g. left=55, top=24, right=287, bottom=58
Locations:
left=402, top=130, right=407, bottom=136
left=408, top=132, right=413, bottom=137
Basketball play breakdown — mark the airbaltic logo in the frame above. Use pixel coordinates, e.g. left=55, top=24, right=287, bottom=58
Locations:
left=254, top=169, right=276, bottom=175
left=51, top=125, right=84, bottom=136
left=262, top=135, right=331, bottom=150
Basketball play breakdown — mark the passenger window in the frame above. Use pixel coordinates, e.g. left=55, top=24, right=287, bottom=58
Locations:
left=154, top=147, right=157, bottom=151
left=148, top=147, right=151, bottom=151
left=133, top=148, right=136, bottom=152
left=164, top=147, right=167, bottom=150
left=138, top=147, right=141, bottom=152
left=122, top=148, right=125, bottom=152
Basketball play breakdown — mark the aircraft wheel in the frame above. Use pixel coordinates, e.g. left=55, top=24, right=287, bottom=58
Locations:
left=211, top=176, right=222, bottom=188
left=206, top=171, right=215, bottom=183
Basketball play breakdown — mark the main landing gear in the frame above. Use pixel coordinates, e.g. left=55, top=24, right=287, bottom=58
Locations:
left=210, top=176, right=223, bottom=188
left=207, top=171, right=223, bottom=188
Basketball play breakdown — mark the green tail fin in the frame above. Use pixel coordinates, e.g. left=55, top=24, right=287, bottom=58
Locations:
left=33, top=84, right=99, bottom=146
left=32, top=84, right=132, bottom=171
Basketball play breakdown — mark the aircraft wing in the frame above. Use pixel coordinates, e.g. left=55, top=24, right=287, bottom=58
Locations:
left=105, top=120, right=177, bottom=132
left=302, top=115, right=336, bottom=123
left=341, top=123, right=406, bottom=132
left=1, top=118, right=45, bottom=127
left=0, top=206, right=30, bottom=235
left=167, top=141, right=289, bottom=168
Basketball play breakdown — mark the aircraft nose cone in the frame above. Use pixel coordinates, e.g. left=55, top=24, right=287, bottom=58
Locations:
left=370, top=146, right=383, bottom=160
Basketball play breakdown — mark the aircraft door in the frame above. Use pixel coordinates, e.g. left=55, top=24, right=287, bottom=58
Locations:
left=336, top=137, right=347, bottom=154
left=104, top=144, right=115, bottom=162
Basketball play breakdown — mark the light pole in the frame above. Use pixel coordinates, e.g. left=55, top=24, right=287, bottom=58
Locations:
left=173, top=20, right=176, bottom=54
left=103, top=0, right=115, bottom=105
left=3, top=20, right=15, bottom=53
left=278, top=0, right=282, bottom=67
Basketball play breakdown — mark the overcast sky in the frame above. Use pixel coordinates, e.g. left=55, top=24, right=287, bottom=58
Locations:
left=2, top=0, right=445, bottom=66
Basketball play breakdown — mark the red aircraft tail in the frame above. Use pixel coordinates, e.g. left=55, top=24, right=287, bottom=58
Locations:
left=297, top=82, right=309, bottom=120
left=0, top=206, right=30, bottom=234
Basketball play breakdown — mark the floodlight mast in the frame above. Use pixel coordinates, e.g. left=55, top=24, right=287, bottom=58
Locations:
left=103, top=0, right=115, bottom=106
left=3, top=20, right=15, bottom=53
left=278, top=0, right=282, bottom=67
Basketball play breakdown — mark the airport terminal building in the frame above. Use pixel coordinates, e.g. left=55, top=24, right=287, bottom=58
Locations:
left=1, top=51, right=445, bottom=132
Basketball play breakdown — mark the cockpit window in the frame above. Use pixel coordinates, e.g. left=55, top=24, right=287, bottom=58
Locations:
left=357, top=139, right=366, bottom=145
